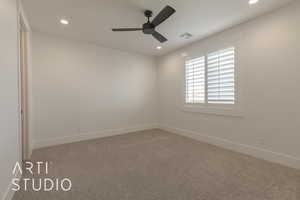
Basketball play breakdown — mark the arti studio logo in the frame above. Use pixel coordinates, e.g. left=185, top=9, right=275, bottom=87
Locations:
left=12, top=161, right=72, bottom=192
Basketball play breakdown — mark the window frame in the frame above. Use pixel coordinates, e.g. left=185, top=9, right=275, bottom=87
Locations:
left=182, top=47, right=243, bottom=117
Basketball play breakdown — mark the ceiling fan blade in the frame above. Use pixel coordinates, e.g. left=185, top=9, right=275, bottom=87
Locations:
left=112, top=28, right=143, bottom=32
left=151, top=5, right=176, bottom=27
left=152, top=31, right=167, bottom=43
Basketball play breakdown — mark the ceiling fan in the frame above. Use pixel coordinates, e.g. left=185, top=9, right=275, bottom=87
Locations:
left=112, top=5, right=176, bottom=43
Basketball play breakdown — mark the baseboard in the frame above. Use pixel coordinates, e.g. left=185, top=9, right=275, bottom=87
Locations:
left=32, top=123, right=300, bottom=169
left=159, top=125, right=300, bottom=169
left=2, top=170, right=21, bottom=200
left=33, top=124, right=159, bottom=149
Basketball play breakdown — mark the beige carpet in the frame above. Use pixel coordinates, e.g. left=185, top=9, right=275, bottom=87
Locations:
left=13, top=129, right=300, bottom=200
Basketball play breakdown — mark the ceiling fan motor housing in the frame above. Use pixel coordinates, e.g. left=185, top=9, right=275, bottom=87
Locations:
left=143, top=23, right=155, bottom=34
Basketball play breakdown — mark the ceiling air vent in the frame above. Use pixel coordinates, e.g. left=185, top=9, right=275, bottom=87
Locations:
left=180, top=32, right=193, bottom=39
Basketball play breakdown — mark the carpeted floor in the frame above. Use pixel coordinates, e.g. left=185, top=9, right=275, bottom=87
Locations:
left=13, top=129, right=300, bottom=200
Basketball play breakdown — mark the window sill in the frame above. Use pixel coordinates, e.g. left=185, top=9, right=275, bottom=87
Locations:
left=183, top=104, right=243, bottom=117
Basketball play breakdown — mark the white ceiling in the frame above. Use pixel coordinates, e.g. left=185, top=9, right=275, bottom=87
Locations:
left=23, top=0, right=294, bottom=56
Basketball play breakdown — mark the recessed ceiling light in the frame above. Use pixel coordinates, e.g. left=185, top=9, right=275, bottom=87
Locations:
left=60, top=19, right=69, bottom=25
left=249, top=0, right=259, bottom=5
left=156, top=46, right=162, bottom=50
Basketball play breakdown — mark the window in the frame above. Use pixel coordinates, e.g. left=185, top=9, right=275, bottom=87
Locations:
left=185, top=57, right=205, bottom=104
left=207, top=47, right=235, bottom=104
left=185, top=47, right=235, bottom=105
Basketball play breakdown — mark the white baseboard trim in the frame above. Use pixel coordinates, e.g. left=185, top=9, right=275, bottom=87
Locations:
left=33, top=124, right=159, bottom=149
left=159, top=125, right=300, bottom=169
left=2, top=170, right=21, bottom=200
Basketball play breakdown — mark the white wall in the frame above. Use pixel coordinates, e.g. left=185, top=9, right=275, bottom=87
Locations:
left=31, top=32, right=158, bottom=148
left=0, top=0, right=20, bottom=199
left=158, top=1, right=300, bottom=168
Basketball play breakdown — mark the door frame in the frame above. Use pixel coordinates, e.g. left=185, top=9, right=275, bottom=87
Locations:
left=18, top=4, right=31, bottom=161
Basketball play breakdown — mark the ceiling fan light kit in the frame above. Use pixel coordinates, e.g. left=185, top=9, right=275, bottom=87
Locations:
left=112, top=5, right=176, bottom=43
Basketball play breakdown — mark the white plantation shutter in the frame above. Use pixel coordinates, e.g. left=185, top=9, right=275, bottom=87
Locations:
left=207, top=47, right=235, bottom=104
left=185, top=57, right=205, bottom=104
